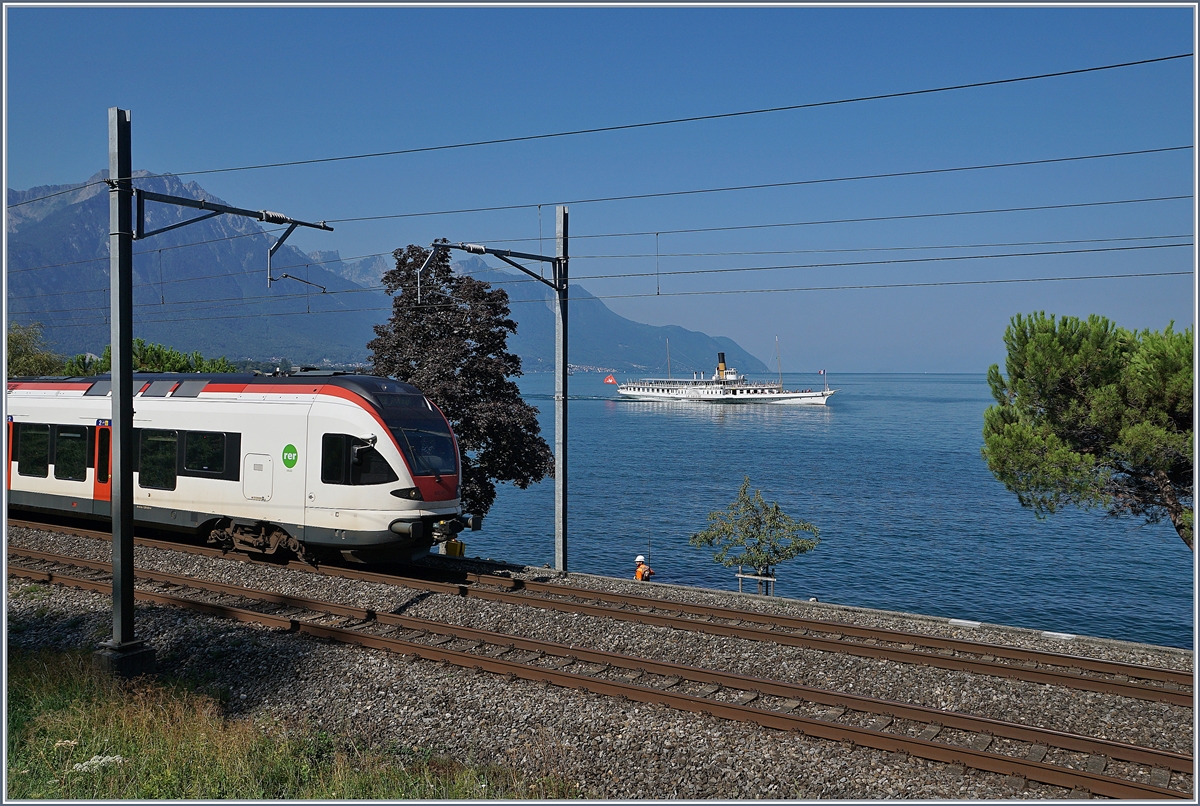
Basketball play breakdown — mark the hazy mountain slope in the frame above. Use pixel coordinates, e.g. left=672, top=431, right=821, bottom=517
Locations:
left=8, top=174, right=767, bottom=372
left=7, top=171, right=386, bottom=363
left=448, top=257, right=768, bottom=374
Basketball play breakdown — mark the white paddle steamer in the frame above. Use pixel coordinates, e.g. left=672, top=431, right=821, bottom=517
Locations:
left=616, top=353, right=835, bottom=405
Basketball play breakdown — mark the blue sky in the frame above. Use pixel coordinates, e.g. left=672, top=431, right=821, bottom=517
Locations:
left=5, top=6, right=1195, bottom=371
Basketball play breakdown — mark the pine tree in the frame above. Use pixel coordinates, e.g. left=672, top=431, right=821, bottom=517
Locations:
left=982, top=312, right=1193, bottom=550
left=368, top=242, right=553, bottom=517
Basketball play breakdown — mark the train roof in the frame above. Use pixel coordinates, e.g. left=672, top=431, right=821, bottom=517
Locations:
left=7, top=372, right=425, bottom=404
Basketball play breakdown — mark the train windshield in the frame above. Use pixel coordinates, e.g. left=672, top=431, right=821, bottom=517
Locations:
left=375, top=393, right=458, bottom=477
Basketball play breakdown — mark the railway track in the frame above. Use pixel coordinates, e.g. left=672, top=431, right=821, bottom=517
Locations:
left=7, top=546, right=1192, bottom=800
left=10, top=516, right=1191, bottom=708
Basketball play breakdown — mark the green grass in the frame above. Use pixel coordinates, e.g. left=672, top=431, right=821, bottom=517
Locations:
left=7, top=648, right=579, bottom=799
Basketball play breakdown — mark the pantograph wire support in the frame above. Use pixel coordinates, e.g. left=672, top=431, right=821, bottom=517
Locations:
left=127, top=187, right=332, bottom=289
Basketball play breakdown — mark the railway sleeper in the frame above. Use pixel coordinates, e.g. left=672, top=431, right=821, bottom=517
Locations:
left=969, top=733, right=994, bottom=752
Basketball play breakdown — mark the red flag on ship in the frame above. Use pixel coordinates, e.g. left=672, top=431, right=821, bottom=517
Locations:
left=604, top=374, right=617, bottom=384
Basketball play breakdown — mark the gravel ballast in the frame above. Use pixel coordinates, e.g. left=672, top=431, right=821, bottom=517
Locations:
left=7, top=526, right=1194, bottom=799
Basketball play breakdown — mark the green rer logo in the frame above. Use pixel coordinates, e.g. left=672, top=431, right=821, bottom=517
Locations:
left=282, top=444, right=299, bottom=469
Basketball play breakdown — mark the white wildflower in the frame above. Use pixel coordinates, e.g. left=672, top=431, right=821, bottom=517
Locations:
left=72, top=755, right=125, bottom=773
left=54, top=739, right=78, bottom=749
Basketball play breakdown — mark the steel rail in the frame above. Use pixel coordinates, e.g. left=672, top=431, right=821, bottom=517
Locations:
left=15, top=551, right=1193, bottom=773
left=492, top=576, right=1194, bottom=687
left=6, top=557, right=1188, bottom=800
left=9, top=518, right=1192, bottom=706
left=9, top=548, right=1195, bottom=771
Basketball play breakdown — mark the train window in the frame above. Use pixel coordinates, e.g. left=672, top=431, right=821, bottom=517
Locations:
left=97, top=429, right=110, bottom=484
left=184, top=432, right=225, bottom=474
left=53, top=426, right=88, bottom=481
left=321, top=434, right=346, bottom=484
left=351, top=439, right=399, bottom=485
left=321, top=433, right=399, bottom=486
left=17, top=423, right=49, bottom=477
left=172, top=380, right=208, bottom=398
left=139, top=429, right=178, bottom=490
left=377, top=396, right=458, bottom=477
left=142, top=380, right=176, bottom=397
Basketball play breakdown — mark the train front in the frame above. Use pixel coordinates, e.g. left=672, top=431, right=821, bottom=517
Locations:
left=308, top=376, right=478, bottom=562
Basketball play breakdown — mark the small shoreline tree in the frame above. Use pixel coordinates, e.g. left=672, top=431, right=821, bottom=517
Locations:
left=690, top=477, right=820, bottom=593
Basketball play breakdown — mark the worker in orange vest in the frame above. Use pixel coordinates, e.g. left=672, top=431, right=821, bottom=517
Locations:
left=634, top=554, right=655, bottom=581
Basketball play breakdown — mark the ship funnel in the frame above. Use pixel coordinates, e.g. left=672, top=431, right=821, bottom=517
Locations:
left=717, top=352, right=726, bottom=374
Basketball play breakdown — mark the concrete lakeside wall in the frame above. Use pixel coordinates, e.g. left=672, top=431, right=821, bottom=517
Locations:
left=559, top=569, right=1196, bottom=661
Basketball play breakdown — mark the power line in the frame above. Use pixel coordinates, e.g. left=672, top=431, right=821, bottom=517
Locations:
left=558, top=195, right=1196, bottom=240
left=101, top=52, right=1200, bottom=184
left=9, top=233, right=1192, bottom=303
left=325, top=146, right=1192, bottom=224
left=5, top=181, right=110, bottom=209
left=567, top=243, right=1193, bottom=283
left=16, top=241, right=1190, bottom=317
left=9, top=191, right=1190, bottom=282
left=590, top=271, right=1193, bottom=301
left=568, top=234, right=1193, bottom=260
left=28, top=270, right=1191, bottom=331
left=5, top=226, right=285, bottom=275
left=7, top=53, right=1190, bottom=211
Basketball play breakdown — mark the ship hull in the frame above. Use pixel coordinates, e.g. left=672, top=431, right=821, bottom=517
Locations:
left=616, top=387, right=835, bottom=405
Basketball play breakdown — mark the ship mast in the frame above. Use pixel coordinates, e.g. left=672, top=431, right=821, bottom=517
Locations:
left=776, top=335, right=783, bottom=389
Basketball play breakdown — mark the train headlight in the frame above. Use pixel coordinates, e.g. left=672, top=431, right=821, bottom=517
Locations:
left=389, top=487, right=423, bottom=500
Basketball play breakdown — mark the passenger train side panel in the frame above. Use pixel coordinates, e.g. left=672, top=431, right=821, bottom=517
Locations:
left=127, top=397, right=309, bottom=533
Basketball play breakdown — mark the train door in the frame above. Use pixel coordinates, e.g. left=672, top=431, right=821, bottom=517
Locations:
left=243, top=454, right=273, bottom=502
left=6, top=418, right=12, bottom=491
left=93, top=420, right=112, bottom=515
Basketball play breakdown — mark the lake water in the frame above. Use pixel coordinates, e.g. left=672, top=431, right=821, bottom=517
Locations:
left=474, top=372, right=1194, bottom=650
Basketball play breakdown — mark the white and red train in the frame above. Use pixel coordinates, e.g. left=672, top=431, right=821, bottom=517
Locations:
left=6, top=372, right=477, bottom=561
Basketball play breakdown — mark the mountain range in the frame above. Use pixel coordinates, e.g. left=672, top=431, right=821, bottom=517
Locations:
left=7, top=172, right=767, bottom=374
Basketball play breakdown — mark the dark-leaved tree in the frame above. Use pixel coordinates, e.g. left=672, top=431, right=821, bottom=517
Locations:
left=982, top=312, right=1193, bottom=550
left=368, top=242, right=553, bottom=517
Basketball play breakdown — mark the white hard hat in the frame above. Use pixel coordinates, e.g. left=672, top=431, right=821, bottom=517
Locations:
left=635, top=555, right=646, bottom=563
